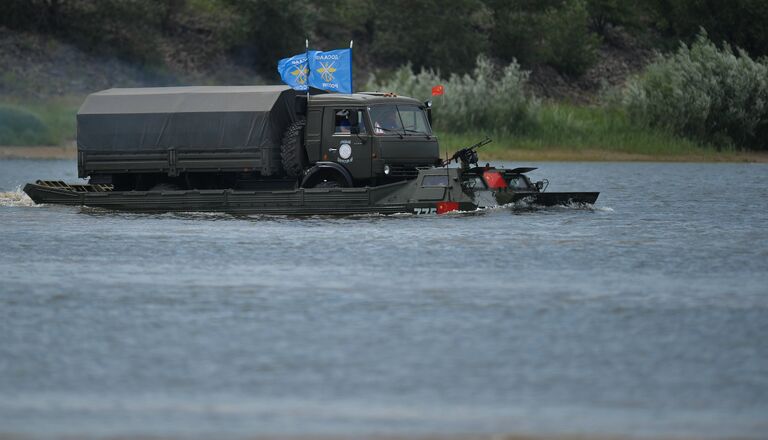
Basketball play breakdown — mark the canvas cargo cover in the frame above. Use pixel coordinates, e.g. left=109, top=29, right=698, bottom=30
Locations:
left=77, top=85, right=298, bottom=152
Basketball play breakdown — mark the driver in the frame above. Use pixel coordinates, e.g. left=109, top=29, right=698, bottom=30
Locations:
left=335, top=110, right=351, bottom=133
left=374, top=111, right=400, bottom=134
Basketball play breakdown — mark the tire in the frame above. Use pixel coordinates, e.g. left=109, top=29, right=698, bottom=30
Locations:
left=281, top=119, right=307, bottom=177
left=300, top=165, right=351, bottom=189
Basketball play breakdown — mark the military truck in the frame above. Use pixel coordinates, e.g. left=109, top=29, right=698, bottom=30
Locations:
left=76, top=85, right=439, bottom=191
left=25, top=86, right=600, bottom=214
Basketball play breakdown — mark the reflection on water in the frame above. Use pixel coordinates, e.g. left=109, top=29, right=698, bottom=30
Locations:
left=1, top=159, right=767, bottom=439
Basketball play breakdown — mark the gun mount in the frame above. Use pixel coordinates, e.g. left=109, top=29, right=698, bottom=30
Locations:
left=442, top=136, right=492, bottom=169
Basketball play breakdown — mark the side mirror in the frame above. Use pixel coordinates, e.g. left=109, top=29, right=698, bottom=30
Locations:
left=424, top=101, right=433, bottom=125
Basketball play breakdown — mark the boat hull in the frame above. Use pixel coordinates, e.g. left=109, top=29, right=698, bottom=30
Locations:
left=23, top=168, right=599, bottom=215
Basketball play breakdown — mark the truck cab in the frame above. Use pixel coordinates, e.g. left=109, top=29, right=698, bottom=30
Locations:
left=300, top=92, right=440, bottom=187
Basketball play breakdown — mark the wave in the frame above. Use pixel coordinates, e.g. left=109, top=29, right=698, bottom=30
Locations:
left=503, top=199, right=612, bottom=212
left=0, top=186, right=36, bottom=207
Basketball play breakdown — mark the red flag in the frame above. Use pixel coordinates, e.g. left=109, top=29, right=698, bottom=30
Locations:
left=431, top=85, right=444, bottom=96
left=482, top=171, right=508, bottom=189
left=436, top=201, right=459, bottom=214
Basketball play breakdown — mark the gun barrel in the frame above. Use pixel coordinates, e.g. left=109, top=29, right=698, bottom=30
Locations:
left=469, top=137, right=492, bottom=150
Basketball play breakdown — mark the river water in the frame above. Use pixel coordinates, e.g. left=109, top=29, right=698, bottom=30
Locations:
left=1, top=159, right=767, bottom=439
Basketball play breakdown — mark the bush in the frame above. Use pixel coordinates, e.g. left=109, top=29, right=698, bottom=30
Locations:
left=539, top=0, right=600, bottom=76
left=367, top=56, right=536, bottom=134
left=0, top=99, right=77, bottom=146
left=586, top=0, right=642, bottom=33
left=225, top=0, right=311, bottom=73
left=646, top=0, right=768, bottom=59
left=369, top=0, right=491, bottom=75
left=622, top=33, right=768, bottom=149
left=0, top=105, right=49, bottom=145
left=488, top=0, right=599, bottom=76
left=0, top=0, right=168, bottom=65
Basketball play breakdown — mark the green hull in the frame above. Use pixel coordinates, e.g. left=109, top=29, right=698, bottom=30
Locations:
left=23, top=168, right=599, bottom=215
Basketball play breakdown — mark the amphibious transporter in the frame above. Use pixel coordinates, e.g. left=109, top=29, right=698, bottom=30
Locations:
left=23, top=86, right=598, bottom=214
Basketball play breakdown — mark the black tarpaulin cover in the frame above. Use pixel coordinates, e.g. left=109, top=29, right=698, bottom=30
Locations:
left=77, top=85, right=297, bottom=152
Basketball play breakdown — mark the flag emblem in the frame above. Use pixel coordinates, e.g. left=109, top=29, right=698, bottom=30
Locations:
left=277, top=53, right=310, bottom=91
left=317, top=61, right=337, bottom=82
left=309, top=49, right=352, bottom=93
left=290, top=64, right=308, bottom=85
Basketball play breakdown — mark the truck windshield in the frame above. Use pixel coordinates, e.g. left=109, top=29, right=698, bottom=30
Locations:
left=370, top=105, right=432, bottom=136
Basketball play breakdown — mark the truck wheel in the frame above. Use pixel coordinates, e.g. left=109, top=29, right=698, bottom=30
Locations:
left=281, top=119, right=307, bottom=177
left=300, top=164, right=353, bottom=189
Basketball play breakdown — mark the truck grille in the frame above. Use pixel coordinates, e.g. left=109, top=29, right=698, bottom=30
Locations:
left=388, top=165, right=420, bottom=179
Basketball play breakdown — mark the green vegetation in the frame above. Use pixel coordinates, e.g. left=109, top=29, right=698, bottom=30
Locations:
left=623, top=34, right=768, bottom=150
left=368, top=57, right=694, bottom=153
left=0, top=106, right=47, bottom=145
left=0, top=0, right=598, bottom=77
left=2, top=1, right=767, bottom=156
left=370, top=56, right=751, bottom=160
left=371, top=48, right=766, bottom=155
left=0, top=98, right=78, bottom=146
left=368, top=57, right=534, bottom=134
left=488, top=0, right=599, bottom=76
left=5, top=0, right=767, bottom=77
left=438, top=104, right=718, bottom=161
left=646, top=0, right=768, bottom=56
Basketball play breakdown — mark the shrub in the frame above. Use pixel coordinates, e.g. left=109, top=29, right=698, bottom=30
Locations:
left=488, top=0, right=599, bottom=76
left=622, top=33, right=768, bottom=149
left=539, top=0, right=600, bottom=76
left=367, top=56, right=536, bottom=134
left=0, top=105, right=50, bottom=145
left=586, top=0, right=642, bottom=33
left=369, top=0, right=491, bottom=75
left=646, top=0, right=768, bottom=59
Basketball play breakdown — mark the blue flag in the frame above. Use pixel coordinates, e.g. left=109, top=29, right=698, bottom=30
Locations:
left=308, top=48, right=353, bottom=94
left=277, top=53, right=310, bottom=91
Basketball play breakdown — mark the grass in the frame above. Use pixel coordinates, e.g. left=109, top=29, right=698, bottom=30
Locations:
left=0, top=96, right=80, bottom=146
left=436, top=103, right=761, bottom=162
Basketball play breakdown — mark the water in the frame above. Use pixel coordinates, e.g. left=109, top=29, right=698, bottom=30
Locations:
left=1, top=159, right=767, bottom=439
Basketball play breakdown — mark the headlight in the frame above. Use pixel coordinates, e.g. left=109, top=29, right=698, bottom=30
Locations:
left=384, top=164, right=391, bottom=175
left=339, top=143, right=352, bottom=160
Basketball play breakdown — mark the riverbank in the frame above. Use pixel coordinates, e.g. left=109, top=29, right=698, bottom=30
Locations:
left=0, top=144, right=76, bottom=159
left=3, top=144, right=765, bottom=163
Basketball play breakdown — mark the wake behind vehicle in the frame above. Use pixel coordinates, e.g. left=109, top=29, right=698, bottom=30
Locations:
left=23, top=86, right=598, bottom=214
